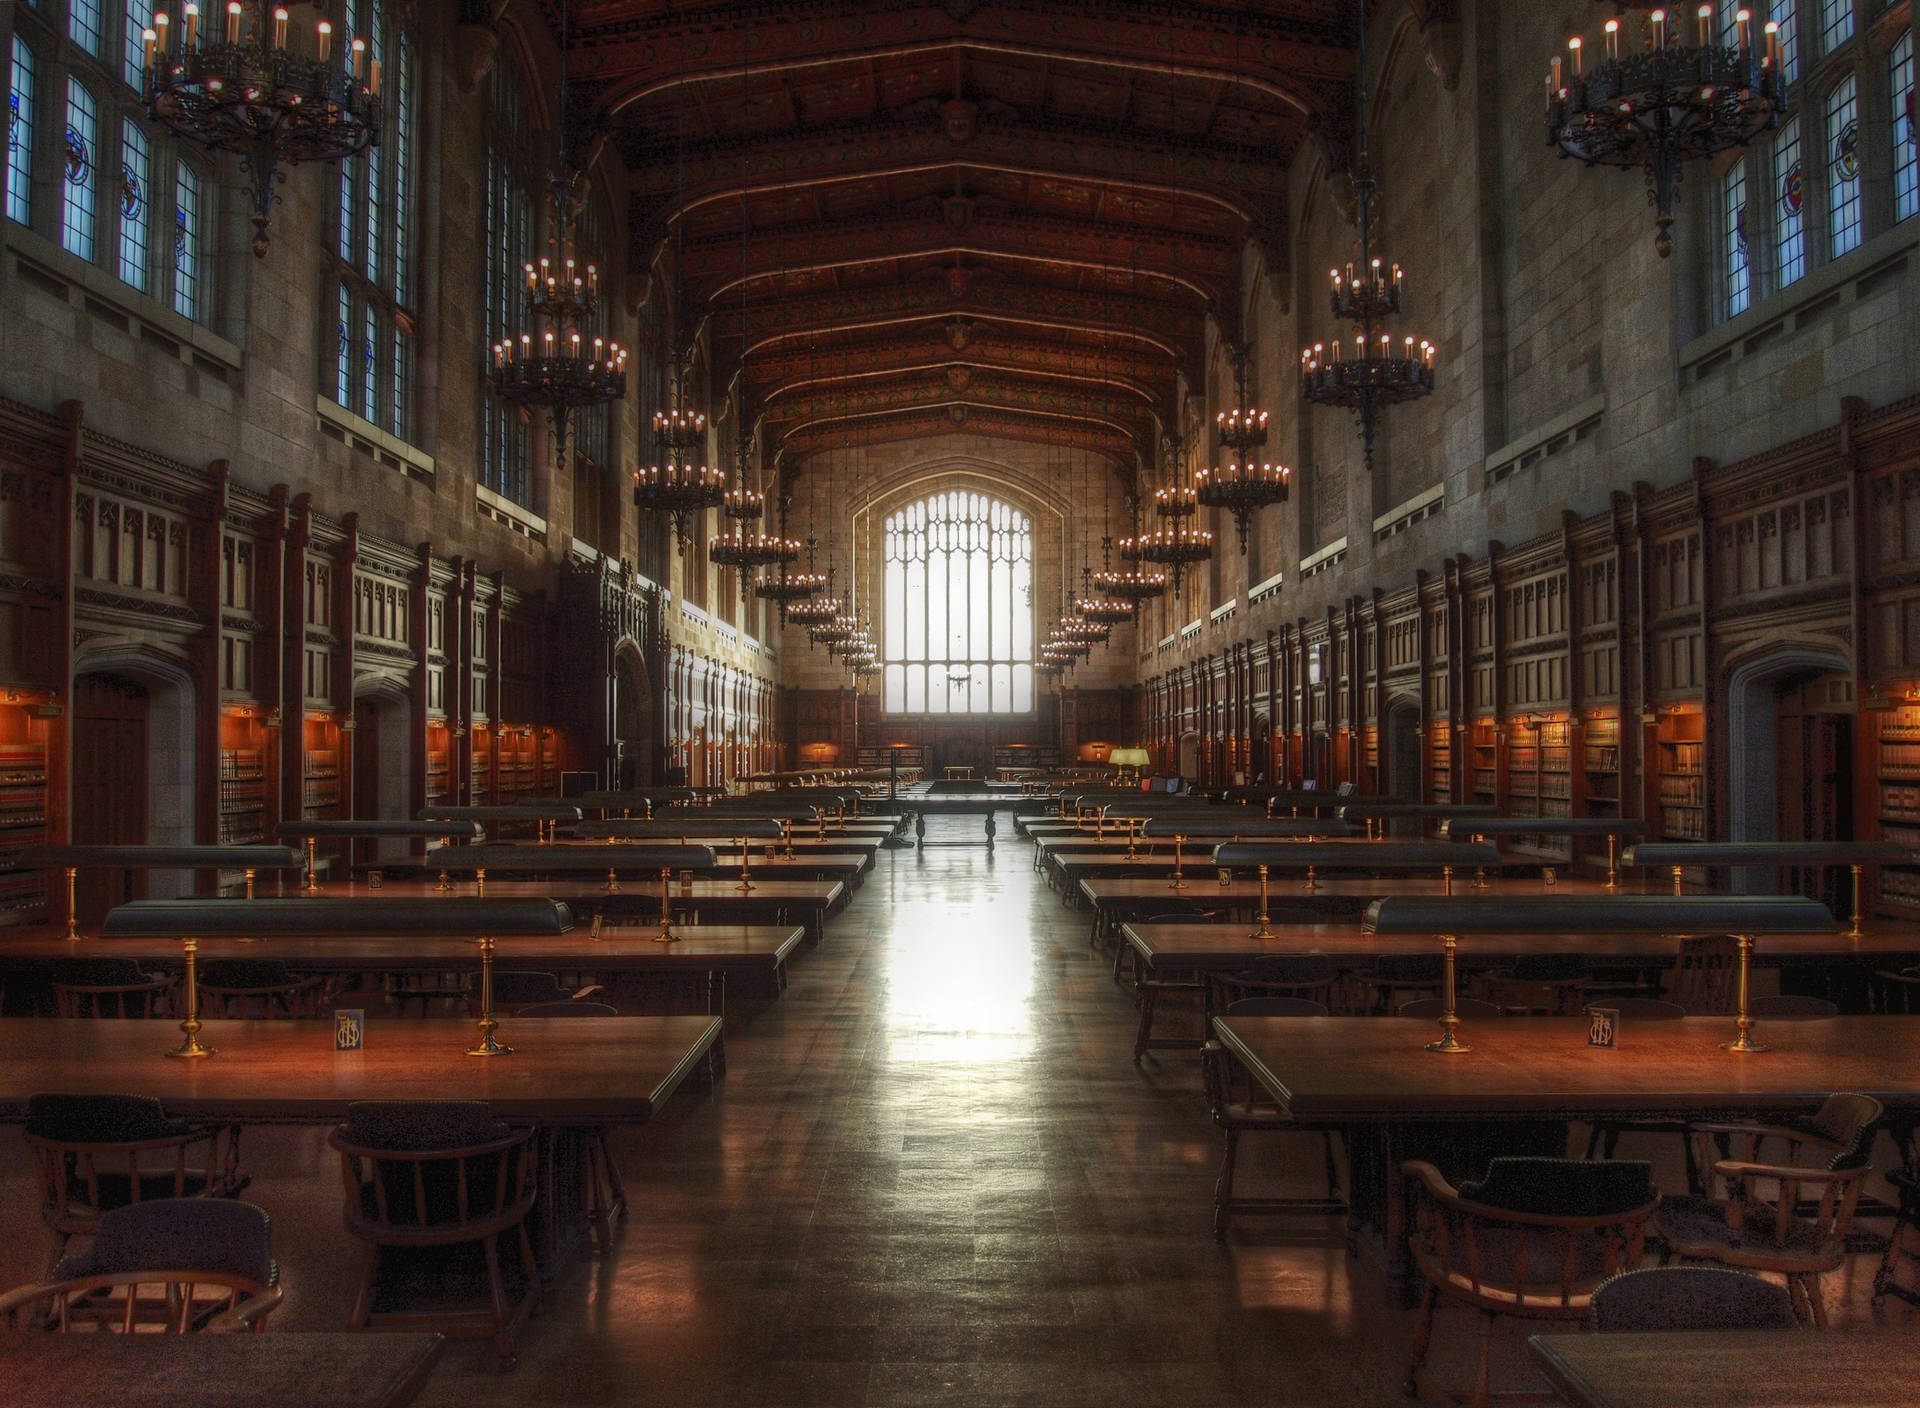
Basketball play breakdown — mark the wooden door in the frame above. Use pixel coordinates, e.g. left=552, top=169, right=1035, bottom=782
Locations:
left=352, top=698, right=379, bottom=868
left=72, top=673, right=150, bottom=925
left=1777, top=679, right=1853, bottom=909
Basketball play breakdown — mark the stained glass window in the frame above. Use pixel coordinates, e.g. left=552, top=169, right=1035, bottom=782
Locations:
left=121, top=0, right=148, bottom=89
left=1773, top=118, right=1806, bottom=286
left=884, top=492, right=1034, bottom=716
left=1723, top=158, right=1750, bottom=317
left=1894, top=30, right=1916, bottom=224
left=172, top=159, right=201, bottom=319
left=116, top=113, right=147, bottom=289
left=1825, top=75, right=1860, bottom=257
left=61, top=77, right=97, bottom=260
left=1817, top=0, right=1851, bottom=54
left=7, top=39, right=35, bottom=227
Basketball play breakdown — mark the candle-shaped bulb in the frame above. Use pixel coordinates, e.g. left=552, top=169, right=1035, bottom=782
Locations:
left=154, top=10, right=169, bottom=51
left=273, top=7, right=288, bottom=47
left=143, top=25, right=157, bottom=70
left=1652, top=8, right=1667, bottom=48
left=1605, top=18, right=1619, bottom=58
left=351, top=37, right=365, bottom=78
left=225, top=2, right=241, bottom=45
left=1697, top=4, right=1712, bottom=45
left=368, top=57, right=379, bottom=95
left=183, top=2, right=198, bottom=47
left=1568, top=35, right=1582, bottom=75
left=1552, top=55, right=1563, bottom=89
left=316, top=19, right=331, bottom=61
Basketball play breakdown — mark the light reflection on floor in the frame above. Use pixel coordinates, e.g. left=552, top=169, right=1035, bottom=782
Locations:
left=879, top=871, right=1036, bottom=1065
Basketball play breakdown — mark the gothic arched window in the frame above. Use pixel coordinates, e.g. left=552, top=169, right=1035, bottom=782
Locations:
left=883, top=491, right=1033, bottom=715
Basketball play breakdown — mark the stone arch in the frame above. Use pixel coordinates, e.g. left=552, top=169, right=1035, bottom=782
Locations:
left=1384, top=694, right=1423, bottom=801
left=613, top=642, right=654, bottom=791
left=71, top=645, right=198, bottom=899
left=352, top=674, right=413, bottom=862
left=1723, top=642, right=1852, bottom=889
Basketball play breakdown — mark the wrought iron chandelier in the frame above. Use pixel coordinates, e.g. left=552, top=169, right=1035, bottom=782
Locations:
left=709, top=428, right=797, bottom=587
left=1300, top=0, right=1435, bottom=474
left=1095, top=566, right=1168, bottom=603
left=755, top=507, right=825, bottom=622
left=1198, top=337, right=1290, bottom=550
left=634, top=345, right=725, bottom=551
left=487, top=4, right=625, bottom=457
left=1136, top=431, right=1214, bottom=595
left=144, top=1, right=380, bottom=258
left=490, top=174, right=628, bottom=458
left=1548, top=6, right=1789, bottom=258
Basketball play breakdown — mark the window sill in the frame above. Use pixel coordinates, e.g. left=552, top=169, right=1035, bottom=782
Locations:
left=474, top=484, right=547, bottom=542
left=1374, top=482, right=1448, bottom=539
left=5, top=220, right=242, bottom=378
left=1682, top=220, right=1918, bottom=383
left=1483, top=399, right=1604, bottom=489
left=314, top=397, right=434, bottom=483
left=1299, top=537, right=1349, bottom=579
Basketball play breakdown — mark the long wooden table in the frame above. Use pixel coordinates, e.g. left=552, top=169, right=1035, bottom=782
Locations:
left=0, top=1014, right=724, bottom=1279
left=1079, top=873, right=1675, bottom=933
left=7, top=1333, right=446, bottom=1408
left=1526, top=1329, right=1920, bottom=1408
left=0, top=924, right=808, bottom=1004
left=1210, top=1014, right=1920, bottom=1302
left=285, top=876, right=846, bottom=944
left=1123, top=920, right=1920, bottom=971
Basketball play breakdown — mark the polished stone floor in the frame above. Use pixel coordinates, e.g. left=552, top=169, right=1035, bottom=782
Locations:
left=1, top=820, right=1910, bottom=1405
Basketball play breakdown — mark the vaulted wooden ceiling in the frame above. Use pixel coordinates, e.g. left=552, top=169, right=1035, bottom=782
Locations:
left=544, top=0, right=1365, bottom=487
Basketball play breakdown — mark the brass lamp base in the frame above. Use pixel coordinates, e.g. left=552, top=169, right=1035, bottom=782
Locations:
left=165, top=1030, right=216, bottom=1059
left=466, top=1023, right=513, bottom=1058
left=1719, top=1033, right=1769, bottom=1053
left=1425, top=1030, right=1471, bottom=1055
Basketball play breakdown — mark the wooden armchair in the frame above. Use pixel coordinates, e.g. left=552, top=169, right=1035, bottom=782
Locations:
left=464, top=970, right=604, bottom=1018
left=50, top=957, right=172, bottom=1018
left=1201, top=998, right=1346, bottom=1244
left=1874, top=1122, right=1920, bottom=1309
left=330, top=1100, right=540, bottom=1367
left=197, top=959, right=327, bottom=1018
left=0, top=1197, right=281, bottom=1332
left=1403, top=1157, right=1658, bottom=1408
left=1656, top=1092, right=1883, bottom=1325
left=1665, top=934, right=1740, bottom=1015
left=25, top=1092, right=239, bottom=1279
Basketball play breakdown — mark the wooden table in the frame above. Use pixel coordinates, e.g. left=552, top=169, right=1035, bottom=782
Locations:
left=5, top=1332, right=445, bottom=1408
left=0, top=1013, right=724, bottom=1279
left=1526, top=1329, right=1920, bottom=1407
left=1079, top=873, right=1670, bottom=932
left=1211, top=1014, right=1920, bottom=1301
left=1123, top=920, right=1920, bottom=972
left=283, top=877, right=846, bottom=944
left=0, top=924, right=808, bottom=1004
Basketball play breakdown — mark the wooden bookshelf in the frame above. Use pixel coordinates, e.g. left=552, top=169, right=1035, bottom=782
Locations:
left=1427, top=720, right=1451, bottom=804
left=1656, top=707, right=1706, bottom=840
left=425, top=722, right=452, bottom=807
left=1875, top=704, right=1920, bottom=914
left=0, top=703, right=50, bottom=925
left=470, top=725, right=494, bottom=805
left=496, top=727, right=537, bottom=804
left=1506, top=718, right=1573, bottom=861
left=1582, top=715, right=1621, bottom=813
left=1469, top=719, right=1500, bottom=807
left=301, top=715, right=343, bottom=820
left=218, top=709, right=270, bottom=846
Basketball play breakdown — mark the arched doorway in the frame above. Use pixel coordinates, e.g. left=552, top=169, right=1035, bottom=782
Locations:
left=1250, top=714, right=1271, bottom=785
left=71, top=658, right=197, bottom=921
left=1725, top=648, right=1853, bottom=899
left=1308, top=731, right=1332, bottom=790
left=613, top=647, right=653, bottom=791
left=1385, top=700, right=1422, bottom=801
left=1176, top=732, right=1203, bottom=785
left=353, top=684, right=412, bottom=864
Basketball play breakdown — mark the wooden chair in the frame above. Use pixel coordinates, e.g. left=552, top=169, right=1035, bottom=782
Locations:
left=197, top=959, right=326, bottom=1018
left=1474, top=954, right=1590, bottom=1016
left=1353, top=954, right=1443, bottom=1014
left=24, top=1091, right=237, bottom=1279
left=1208, top=955, right=1337, bottom=1016
left=1874, top=1123, right=1920, bottom=1309
left=465, top=970, right=604, bottom=1018
left=1201, top=997, right=1346, bottom=1244
left=1656, top=1093, right=1883, bottom=1325
left=50, top=957, right=171, bottom=1019
left=1589, top=1265, right=1798, bottom=1332
left=513, top=1001, right=625, bottom=1248
left=330, top=1100, right=540, bottom=1367
left=0, top=1197, right=281, bottom=1332
left=1398, top=997, right=1504, bottom=1021
left=1403, top=1157, right=1658, bottom=1407
left=1869, top=966, right=1920, bottom=1014
left=1665, top=935, right=1740, bottom=1015
left=1748, top=994, right=1839, bottom=1020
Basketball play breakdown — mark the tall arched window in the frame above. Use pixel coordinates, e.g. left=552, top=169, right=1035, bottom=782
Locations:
left=480, top=52, right=535, bottom=507
left=883, top=491, right=1033, bottom=715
